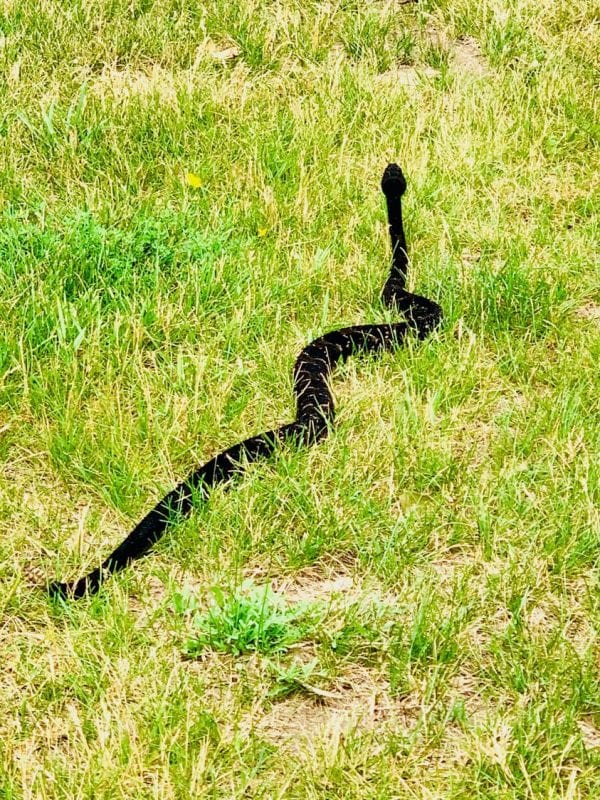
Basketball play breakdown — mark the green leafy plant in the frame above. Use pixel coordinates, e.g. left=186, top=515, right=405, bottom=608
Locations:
left=174, top=580, right=320, bottom=657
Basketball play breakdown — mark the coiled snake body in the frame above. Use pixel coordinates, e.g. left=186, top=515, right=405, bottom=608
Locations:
left=49, top=164, right=442, bottom=598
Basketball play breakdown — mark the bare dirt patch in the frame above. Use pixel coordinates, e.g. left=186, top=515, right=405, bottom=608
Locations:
left=204, top=40, right=241, bottom=62
left=126, top=573, right=172, bottom=619
left=453, top=36, right=488, bottom=76
left=253, top=664, right=419, bottom=751
left=269, top=556, right=398, bottom=610
left=424, top=20, right=488, bottom=77
left=576, top=301, right=600, bottom=324
left=270, top=555, right=359, bottom=605
left=578, top=717, right=600, bottom=751
left=448, top=669, right=489, bottom=722
left=372, top=65, right=439, bottom=93
left=371, top=27, right=488, bottom=95
left=428, top=547, right=480, bottom=587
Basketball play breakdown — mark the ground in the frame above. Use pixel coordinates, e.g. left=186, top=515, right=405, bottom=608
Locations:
left=0, top=1, right=598, bottom=797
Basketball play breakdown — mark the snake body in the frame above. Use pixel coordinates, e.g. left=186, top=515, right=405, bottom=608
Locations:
left=49, top=164, right=442, bottom=598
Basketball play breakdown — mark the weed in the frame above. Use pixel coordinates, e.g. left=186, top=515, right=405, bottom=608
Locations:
left=175, top=580, right=320, bottom=657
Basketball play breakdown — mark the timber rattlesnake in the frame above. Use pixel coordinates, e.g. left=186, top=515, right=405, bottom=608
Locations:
left=49, top=163, right=442, bottom=598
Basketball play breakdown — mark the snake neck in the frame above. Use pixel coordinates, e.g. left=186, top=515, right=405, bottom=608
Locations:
left=381, top=164, right=441, bottom=337
left=382, top=167, right=408, bottom=290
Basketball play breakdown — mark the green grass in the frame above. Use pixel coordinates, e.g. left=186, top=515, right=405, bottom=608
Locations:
left=175, top=580, right=319, bottom=657
left=1, top=0, right=599, bottom=797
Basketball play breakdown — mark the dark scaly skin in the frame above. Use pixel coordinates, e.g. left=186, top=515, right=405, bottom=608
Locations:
left=48, top=164, right=442, bottom=599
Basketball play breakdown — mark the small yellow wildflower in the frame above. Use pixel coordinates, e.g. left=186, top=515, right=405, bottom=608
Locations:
left=185, top=172, right=203, bottom=189
left=258, top=227, right=268, bottom=237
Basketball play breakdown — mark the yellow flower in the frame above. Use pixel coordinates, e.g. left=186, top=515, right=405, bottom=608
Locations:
left=185, top=172, right=202, bottom=189
left=258, top=227, right=268, bottom=237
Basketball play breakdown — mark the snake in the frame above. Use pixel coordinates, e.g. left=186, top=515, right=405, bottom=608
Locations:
left=48, top=163, right=442, bottom=599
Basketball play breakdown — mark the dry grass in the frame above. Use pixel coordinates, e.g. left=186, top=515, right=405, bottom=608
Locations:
left=1, top=0, right=598, bottom=797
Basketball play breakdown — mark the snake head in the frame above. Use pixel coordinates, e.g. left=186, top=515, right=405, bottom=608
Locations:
left=381, top=163, right=407, bottom=198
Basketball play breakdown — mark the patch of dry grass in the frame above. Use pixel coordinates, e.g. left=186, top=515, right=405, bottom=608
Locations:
left=0, top=0, right=598, bottom=797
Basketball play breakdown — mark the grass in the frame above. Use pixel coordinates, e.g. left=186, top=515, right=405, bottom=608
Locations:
left=175, top=580, right=319, bottom=657
left=0, top=0, right=599, bottom=797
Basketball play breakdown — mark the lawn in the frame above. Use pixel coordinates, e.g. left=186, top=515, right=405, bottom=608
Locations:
left=0, top=1, right=598, bottom=797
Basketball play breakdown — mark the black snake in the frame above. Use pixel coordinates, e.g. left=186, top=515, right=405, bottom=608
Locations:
left=48, top=164, right=442, bottom=599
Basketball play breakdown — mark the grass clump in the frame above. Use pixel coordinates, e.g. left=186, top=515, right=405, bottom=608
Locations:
left=174, top=580, right=319, bottom=657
